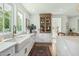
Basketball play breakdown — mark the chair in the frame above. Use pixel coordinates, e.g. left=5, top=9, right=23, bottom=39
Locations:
left=58, top=32, right=65, bottom=36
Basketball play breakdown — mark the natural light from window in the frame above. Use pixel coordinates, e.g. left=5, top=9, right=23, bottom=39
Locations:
left=17, top=11, right=24, bottom=32
left=0, top=4, right=12, bottom=32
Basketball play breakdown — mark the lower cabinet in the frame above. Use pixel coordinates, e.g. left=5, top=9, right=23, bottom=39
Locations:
left=0, top=34, right=35, bottom=56
left=0, top=46, right=15, bottom=56
left=26, top=39, right=34, bottom=55
left=35, top=33, right=52, bottom=43
left=56, top=38, right=71, bottom=56
left=15, top=46, right=27, bottom=56
left=15, top=36, right=35, bottom=56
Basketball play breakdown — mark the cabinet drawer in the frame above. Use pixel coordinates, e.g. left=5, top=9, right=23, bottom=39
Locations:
left=0, top=46, right=15, bottom=56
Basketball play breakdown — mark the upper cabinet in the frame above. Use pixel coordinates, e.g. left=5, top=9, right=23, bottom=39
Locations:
left=40, top=13, right=51, bottom=33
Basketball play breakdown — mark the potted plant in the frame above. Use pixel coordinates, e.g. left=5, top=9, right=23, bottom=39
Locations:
left=28, top=24, right=36, bottom=33
left=69, top=28, right=72, bottom=32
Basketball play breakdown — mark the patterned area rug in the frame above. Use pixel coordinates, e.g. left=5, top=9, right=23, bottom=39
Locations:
left=28, top=46, right=52, bottom=56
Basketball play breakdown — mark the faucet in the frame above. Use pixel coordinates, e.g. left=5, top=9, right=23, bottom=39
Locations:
left=13, top=25, right=16, bottom=38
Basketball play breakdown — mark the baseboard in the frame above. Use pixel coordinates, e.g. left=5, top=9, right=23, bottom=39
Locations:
left=34, top=42, right=52, bottom=45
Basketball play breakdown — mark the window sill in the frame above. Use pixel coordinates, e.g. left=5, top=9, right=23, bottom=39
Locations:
left=0, top=32, right=12, bottom=36
left=15, top=31, right=24, bottom=36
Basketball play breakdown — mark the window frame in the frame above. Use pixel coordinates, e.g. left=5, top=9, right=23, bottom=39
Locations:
left=0, top=3, right=13, bottom=34
left=0, top=4, right=4, bottom=33
left=3, top=4, right=13, bottom=32
left=16, top=8, right=24, bottom=34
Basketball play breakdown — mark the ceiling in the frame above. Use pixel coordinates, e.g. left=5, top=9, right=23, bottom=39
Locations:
left=22, top=3, right=79, bottom=16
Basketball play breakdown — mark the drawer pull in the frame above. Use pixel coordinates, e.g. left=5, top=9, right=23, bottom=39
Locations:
left=25, top=48, right=27, bottom=54
left=7, top=54, right=11, bottom=56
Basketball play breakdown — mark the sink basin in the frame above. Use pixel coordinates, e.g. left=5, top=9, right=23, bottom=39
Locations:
left=15, top=34, right=31, bottom=43
left=0, top=38, right=14, bottom=44
left=0, top=36, right=5, bottom=43
left=14, top=34, right=31, bottom=53
left=0, top=41, right=4, bottom=44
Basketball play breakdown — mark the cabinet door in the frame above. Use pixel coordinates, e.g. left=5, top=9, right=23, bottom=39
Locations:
left=65, top=39, right=79, bottom=56
left=40, top=14, right=51, bottom=33
left=56, top=38, right=71, bottom=56
left=35, top=33, right=52, bottom=42
left=0, top=46, right=15, bottom=56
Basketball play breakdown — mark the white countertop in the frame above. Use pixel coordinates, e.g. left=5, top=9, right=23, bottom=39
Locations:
left=57, top=36, right=79, bottom=56
left=15, top=33, right=35, bottom=44
left=0, top=42, right=16, bottom=53
left=0, top=33, right=35, bottom=53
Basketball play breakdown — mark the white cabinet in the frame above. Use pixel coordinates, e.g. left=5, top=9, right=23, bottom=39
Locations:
left=0, top=46, right=15, bottom=56
left=0, top=34, right=35, bottom=56
left=35, top=33, right=52, bottom=43
left=56, top=37, right=71, bottom=56
left=56, top=36, right=79, bottom=56
left=15, top=37, right=34, bottom=56
left=15, top=34, right=35, bottom=56
left=26, top=38, right=34, bottom=55
left=0, top=42, right=16, bottom=56
left=64, top=37, right=79, bottom=56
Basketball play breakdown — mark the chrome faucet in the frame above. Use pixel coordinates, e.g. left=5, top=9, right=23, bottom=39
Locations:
left=13, top=25, right=16, bottom=38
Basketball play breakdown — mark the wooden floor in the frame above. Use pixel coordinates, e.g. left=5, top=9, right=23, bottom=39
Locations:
left=28, top=42, right=52, bottom=56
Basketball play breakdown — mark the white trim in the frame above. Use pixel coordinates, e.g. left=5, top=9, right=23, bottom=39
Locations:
left=16, top=7, right=24, bottom=34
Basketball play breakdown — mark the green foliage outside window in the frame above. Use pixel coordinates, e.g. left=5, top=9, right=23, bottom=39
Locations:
left=0, top=5, right=12, bottom=32
left=0, top=16, right=3, bottom=32
left=17, top=11, right=23, bottom=32
left=0, top=6, right=2, bottom=10
left=17, top=15, right=22, bottom=31
left=0, top=6, right=3, bottom=32
left=4, top=11, right=11, bottom=32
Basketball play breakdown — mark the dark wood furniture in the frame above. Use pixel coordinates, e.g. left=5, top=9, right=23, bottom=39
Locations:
left=58, top=32, right=65, bottom=36
left=40, top=13, right=51, bottom=33
left=68, top=32, right=79, bottom=36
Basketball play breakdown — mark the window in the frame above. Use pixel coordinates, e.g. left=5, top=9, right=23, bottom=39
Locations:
left=52, top=18, right=62, bottom=32
left=4, top=4, right=12, bottom=32
left=17, top=11, right=24, bottom=32
left=0, top=4, right=13, bottom=32
left=0, top=4, right=3, bottom=32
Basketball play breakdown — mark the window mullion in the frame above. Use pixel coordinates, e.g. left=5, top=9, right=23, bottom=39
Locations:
left=3, top=4, right=4, bottom=32
left=0, top=4, right=3, bottom=32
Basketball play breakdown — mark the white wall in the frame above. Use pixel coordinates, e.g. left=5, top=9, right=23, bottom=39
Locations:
left=30, top=14, right=69, bottom=34
left=68, top=16, right=79, bottom=33
left=30, top=14, right=40, bottom=32
left=52, top=15, right=79, bottom=34
left=52, top=17, right=62, bottom=32
left=61, top=16, right=68, bottom=33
